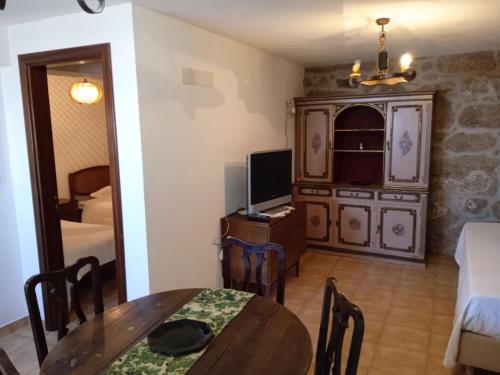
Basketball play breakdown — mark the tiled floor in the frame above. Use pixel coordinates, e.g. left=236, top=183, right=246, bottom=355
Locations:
left=0, top=251, right=467, bottom=375
left=288, top=251, right=462, bottom=375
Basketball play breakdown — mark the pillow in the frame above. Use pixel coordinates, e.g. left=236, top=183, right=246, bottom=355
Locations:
left=90, top=185, right=112, bottom=198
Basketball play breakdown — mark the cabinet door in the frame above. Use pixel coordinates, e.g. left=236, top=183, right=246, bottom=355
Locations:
left=384, top=101, right=432, bottom=188
left=377, top=206, right=421, bottom=257
left=305, top=201, right=332, bottom=244
left=296, top=105, right=333, bottom=183
left=334, top=203, right=372, bottom=250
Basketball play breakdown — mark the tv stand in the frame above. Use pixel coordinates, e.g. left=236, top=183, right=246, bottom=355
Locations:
left=221, top=202, right=307, bottom=297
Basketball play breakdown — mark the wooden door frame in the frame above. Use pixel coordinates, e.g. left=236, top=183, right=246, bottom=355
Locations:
left=19, top=44, right=127, bottom=328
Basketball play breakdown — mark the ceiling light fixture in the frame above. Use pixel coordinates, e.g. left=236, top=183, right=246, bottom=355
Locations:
left=0, top=0, right=105, bottom=14
left=348, top=18, right=416, bottom=88
left=69, top=79, right=103, bottom=105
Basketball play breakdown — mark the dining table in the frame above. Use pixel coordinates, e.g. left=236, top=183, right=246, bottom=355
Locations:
left=40, top=288, right=313, bottom=374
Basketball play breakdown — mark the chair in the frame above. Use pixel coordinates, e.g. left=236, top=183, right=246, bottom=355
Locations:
left=222, top=236, right=286, bottom=304
left=24, top=256, right=104, bottom=366
left=0, top=348, right=19, bottom=375
left=315, top=277, right=364, bottom=375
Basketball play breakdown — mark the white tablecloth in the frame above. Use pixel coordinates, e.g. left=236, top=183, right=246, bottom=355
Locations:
left=444, top=222, right=500, bottom=368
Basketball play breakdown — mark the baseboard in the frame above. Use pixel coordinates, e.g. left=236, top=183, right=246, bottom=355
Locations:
left=0, top=316, right=29, bottom=338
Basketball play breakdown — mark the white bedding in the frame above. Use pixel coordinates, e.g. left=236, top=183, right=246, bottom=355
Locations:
left=61, top=220, right=115, bottom=271
left=80, top=196, right=114, bottom=226
left=444, top=222, right=500, bottom=368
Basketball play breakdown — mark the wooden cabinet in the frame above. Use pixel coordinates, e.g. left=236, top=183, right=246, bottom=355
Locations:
left=221, top=203, right=307, bottom=295
left=296, top=105, right=334, bottom=183
left=384, top=101, right=432, bottom=189
left=377, top=206, right=420, bottom=255
left=293, top=91, right=433, bottom=262
left=305, top=201, right=332, bottom=244
left=334, top=203, right=373, bottom=250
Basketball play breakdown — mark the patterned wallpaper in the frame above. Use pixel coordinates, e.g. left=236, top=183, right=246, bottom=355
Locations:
left=47, top=73, right=109, bottom=199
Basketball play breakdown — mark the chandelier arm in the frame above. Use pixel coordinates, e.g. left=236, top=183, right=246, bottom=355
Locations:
left=77, top=0, right=105, bottom=14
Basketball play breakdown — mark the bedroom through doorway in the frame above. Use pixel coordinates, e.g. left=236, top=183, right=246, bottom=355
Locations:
left=19, top=44, right=126, bottom=330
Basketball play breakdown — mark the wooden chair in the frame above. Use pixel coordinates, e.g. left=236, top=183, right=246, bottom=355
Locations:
left=315, top=277, right=364, bottom=375
left=222, top=236, right=286, bottom=305
left=0, top=348, right=19, bottom=375
left=24, top=256, right=104, bottom=366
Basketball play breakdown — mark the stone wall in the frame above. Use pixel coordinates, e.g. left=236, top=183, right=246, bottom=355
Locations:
left=303, top=50, right=500, bottom=255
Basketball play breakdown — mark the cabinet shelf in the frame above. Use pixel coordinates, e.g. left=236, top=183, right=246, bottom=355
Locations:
left=334, top=149, right=384, bottom=153
left=335, top=129, right=384, bottom=132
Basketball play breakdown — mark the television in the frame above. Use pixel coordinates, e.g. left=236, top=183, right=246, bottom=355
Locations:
left=247, top=149, right=292, bottom=214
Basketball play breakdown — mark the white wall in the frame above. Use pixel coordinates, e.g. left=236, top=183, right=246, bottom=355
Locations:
left=132, top=5, right=304, bottom=293
left=0, top=74, right=26, bottom=327
left=0, top=4, right=150, bottom=326
left=47, top=73, right=110, bottom=199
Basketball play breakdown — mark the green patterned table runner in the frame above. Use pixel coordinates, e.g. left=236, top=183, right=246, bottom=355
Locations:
left=104, top=288, right=254, bottom=375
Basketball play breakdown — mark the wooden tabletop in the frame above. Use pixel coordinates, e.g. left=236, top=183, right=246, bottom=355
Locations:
left=41, top=289, right=313, bottom=375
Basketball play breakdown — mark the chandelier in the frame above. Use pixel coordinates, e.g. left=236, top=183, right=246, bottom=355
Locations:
left=348, top=18, right=416, bottom=88
left=0, top=0, right=105, bottom=14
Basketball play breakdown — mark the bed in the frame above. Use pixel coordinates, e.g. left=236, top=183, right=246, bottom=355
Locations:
left=68, top=165, right=114, bottom=226
left=444, top=222, right=500, bottom=372
left=61, top=220, right=116, bottom=270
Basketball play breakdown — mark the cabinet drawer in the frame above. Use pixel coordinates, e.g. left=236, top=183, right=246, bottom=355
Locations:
left=335, top=189, right=374, bottom=200
left=270, top=207, right=306, bottom=242
left=298, top=187, right=332, bottom=197
left=378, top=191, right=420, bottom=203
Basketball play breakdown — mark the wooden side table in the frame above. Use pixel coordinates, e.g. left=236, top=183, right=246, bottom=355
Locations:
left=221, top=203, right=307, bottom=296
left=57, top=199, right=81, bottom=222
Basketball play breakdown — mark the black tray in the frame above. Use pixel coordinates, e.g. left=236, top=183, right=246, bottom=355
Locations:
left=147, top=319, right=214, bottom=357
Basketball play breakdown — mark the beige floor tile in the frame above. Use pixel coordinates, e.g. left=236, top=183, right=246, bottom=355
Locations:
left=395, top=280, right=434, bottom=298
left=330, top=269, right=364, bottom=284
left=366, top=262, right=403, bottom=277
left=368, top=345, right=428, bottom=375
left=297, top=307, right=322, bottom=328
left=362, top=274, right=400, bottom=292
left=386, top=307, right=432, bottom=331
left=300, top=264, right=335, bottom=278
left=431, top=314, right=454, bottom=335
left=392, top=293, right=433, bottom=314
left=355, top=300, right=391, bottom=323
left=400, top=267, right=436, bottom=283
left=435, top=273, right=458, bottom=287
left=379, top=324, right=430, bottom=353
left=433, top=299, right=456, bottom=316
left=434, top=285, right=457, bottom=301
left=353, top=288, right=393, bottom=307
left=429, top=333, right=450, bottom=357
left=285, top=288, right=315, bottom=305
left=426, top=355, right=463, bottom=375
left=341, top=340, right=376, bottom=374
left=284, top=301, right=304, bottom=316
left=335, top=258, right=371, bottom=273
left=362, top=319, right=384, bottom=344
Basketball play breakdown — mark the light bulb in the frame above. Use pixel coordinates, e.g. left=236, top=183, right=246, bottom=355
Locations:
left=350, top=59, right=362, bottom=78
left=400, top=53, right=413, bottom=71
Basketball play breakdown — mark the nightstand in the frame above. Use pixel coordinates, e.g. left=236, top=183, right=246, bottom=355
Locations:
left=57, top=199, right=82, bottom=222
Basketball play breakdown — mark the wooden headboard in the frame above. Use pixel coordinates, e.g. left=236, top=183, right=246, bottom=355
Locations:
left=68, top=165, right=110, bottom=201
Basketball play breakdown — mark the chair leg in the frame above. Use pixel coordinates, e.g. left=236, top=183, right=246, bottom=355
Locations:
left=295, top=261, right=300, bottom=277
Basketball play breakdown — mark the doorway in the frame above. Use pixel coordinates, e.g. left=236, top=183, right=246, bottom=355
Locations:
left=19, top=44, right=126, bottom=330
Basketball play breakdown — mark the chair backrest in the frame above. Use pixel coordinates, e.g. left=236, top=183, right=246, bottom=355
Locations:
left=315, top=277, right=364, bottom=375
left=24, top=256, right=104, bottom=366
left=0, top=348, right=19, bottom=375
left=222, top=236, right=286, bottom=304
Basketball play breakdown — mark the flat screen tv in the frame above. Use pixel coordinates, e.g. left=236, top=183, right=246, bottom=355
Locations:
left=247, top=149, right=292, bottom=214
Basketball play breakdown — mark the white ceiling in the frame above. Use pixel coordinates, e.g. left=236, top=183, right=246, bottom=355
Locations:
left=2, top=0, right=500, bottom=67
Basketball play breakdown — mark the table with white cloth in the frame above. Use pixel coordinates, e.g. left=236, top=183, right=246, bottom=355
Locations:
left=444, top=222, right=500, bottom=371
